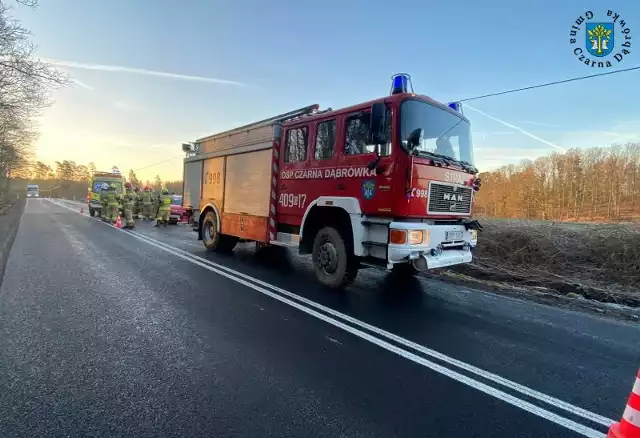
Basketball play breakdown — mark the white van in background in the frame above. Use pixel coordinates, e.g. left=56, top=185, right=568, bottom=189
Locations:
left=27, top=184, right=39, bottom=198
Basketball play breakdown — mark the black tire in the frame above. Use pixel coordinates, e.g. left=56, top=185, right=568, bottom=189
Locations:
left=312, top=226, right=359, bottom=289
left=201, top=211, right=238, bottom=253
left=89, top=208, right=96, bottom=217
left=391, top=262, right=419, bottom=276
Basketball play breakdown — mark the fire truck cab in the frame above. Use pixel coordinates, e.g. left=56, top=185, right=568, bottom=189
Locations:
left=183, top=74, right=481, bottom=289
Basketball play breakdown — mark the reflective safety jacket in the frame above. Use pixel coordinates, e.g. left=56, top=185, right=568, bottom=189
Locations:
left=158, top=194, right=172, bottom=210
left=106, top=190, right=119, bottom=206
left=142, top=191, right=153, bottom=204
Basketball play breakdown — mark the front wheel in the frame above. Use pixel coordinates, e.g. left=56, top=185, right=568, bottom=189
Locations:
left=89, top=208, right=96, bottom=217
left=312, top=226, right=358, bottom=289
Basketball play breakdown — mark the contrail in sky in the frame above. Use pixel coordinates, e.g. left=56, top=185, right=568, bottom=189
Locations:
left=42, top=58, right=245, bottom=86
left=71, top=78, right=95, bottom=91
left=464, top=103, right=566, bottom=151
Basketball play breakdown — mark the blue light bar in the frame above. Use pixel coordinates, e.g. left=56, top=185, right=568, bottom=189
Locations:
left=447, top=101, right=462, bottom=113
left=390, top=73, right=411, bottom=95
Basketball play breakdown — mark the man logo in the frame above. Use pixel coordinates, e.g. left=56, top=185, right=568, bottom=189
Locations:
left=569, top=10, right=631, bottom=68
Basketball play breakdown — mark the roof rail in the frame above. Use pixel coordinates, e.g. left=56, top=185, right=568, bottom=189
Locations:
left=196, top=104, right=320, bottom=143
left=287, top=107, right=333, bottom=123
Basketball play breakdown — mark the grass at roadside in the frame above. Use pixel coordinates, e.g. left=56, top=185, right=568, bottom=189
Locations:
left=445, top=219, right=640, bottom=308
left=0, top=197, right=26, bottom=284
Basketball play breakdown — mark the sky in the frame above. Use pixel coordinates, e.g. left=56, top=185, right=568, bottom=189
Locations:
left=11, top=0, right=640, bottom=182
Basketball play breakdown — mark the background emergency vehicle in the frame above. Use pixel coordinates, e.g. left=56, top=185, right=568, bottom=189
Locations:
left=87, top=168, right=126, bottom=218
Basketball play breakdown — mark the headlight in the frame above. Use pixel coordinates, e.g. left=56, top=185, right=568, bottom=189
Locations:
left=390, top=229, right=429, bottom=245
left=470, top=229, right=478, bottom=244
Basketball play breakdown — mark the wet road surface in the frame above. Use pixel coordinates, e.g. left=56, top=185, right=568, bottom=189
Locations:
left=0, top=198, right=637, bottom=437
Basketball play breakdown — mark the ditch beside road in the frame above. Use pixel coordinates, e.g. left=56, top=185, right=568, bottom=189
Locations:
left=0, top=197, right=25, bottom=285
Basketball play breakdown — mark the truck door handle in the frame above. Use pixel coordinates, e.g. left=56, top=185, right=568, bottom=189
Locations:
left=336, top=184, right=345, bottom=190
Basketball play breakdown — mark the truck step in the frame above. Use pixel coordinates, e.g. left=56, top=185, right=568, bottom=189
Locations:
left=270, top=232, right=300, bottom=248
left=362, top=240, right=387, bottom=248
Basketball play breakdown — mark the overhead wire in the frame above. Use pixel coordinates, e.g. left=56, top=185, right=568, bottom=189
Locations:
left=131, top=66, right=640, bottom=171
left=132, top=154, right=184, bottom=172
left=457, top=65, right=640, bottom=102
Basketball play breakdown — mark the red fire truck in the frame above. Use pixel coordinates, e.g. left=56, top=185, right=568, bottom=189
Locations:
left=182, top=74, right=482, bottom=288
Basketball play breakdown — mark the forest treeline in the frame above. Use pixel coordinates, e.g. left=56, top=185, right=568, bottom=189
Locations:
left=10, top=159, right=182, bottom=199
left=474, top=142, right=640, bottom=222
left=16, top=142, right=640, bottom=223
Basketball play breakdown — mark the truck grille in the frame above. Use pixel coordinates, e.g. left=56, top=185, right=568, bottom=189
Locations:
left=427, top=182, right=472, bottom=215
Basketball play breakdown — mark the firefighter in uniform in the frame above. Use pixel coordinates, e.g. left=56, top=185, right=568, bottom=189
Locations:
left=152, top=188, right=160, bottom=219
left=141, top=185, right=154, bottom=220
left=105, top=183, right=120, bottom=224
left=155, top=187, right=171, bottom=227
left=122, top=182, right=136, bottom=229
left=132, top=186, right=141, bottom=219
left=99, top=183, right=110, bottom=222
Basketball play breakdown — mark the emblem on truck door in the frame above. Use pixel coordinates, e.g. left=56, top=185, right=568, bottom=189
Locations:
left=362, top=180, right=376, bottom=200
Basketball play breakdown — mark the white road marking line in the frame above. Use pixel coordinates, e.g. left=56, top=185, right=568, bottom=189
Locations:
left=47, top=199, right=609, bottom=437
left=131, top=230, right=615, bottom=429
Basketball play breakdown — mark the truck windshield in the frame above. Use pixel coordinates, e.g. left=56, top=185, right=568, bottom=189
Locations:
left=27, top=187, right=38, bottom=192
left=400, top=99, right=475, bottom=166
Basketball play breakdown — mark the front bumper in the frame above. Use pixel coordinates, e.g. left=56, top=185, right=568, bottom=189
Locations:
left=387, top=221, right=476, bottom=269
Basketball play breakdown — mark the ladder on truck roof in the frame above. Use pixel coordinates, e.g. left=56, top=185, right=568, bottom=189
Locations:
left=195, top=104, right=320, bottom=143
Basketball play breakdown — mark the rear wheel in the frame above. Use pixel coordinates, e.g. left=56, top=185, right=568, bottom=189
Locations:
left=312, top=226, right=359, bottom=289
left=89, top=208, right=96, bottom=217
left=201, top=211, right=238, bottom=253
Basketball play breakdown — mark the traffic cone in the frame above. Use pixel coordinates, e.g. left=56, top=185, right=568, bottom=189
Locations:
left=80, top=207, right=84, bottom=214
left=607, top=369, right=640, bottom=438
left=115, top=215, right=122, bottom=229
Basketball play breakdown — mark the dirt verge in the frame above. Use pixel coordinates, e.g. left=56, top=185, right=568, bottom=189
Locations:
left=0, top=198, right=26, bottom=284
left=427, top=218, right=640, bottom=320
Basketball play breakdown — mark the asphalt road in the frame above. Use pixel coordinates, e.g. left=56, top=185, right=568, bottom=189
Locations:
left=0, top=198, right=637, bottom=437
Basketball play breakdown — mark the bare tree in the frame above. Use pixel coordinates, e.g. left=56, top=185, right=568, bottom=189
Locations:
left=0, top=0, right=69, bottom=196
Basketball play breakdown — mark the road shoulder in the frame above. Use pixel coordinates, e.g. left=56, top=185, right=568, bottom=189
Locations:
left=0, top=197, right=25, bottom=285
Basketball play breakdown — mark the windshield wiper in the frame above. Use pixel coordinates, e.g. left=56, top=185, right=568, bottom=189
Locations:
left=458, top=160, right=478, bottom=174
left=417, top=150, right=477, bottom=174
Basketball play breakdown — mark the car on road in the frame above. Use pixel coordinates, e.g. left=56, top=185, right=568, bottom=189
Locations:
left=26, top=184, right=39, bottom=198
left=168, top=195, right=189, bottom=224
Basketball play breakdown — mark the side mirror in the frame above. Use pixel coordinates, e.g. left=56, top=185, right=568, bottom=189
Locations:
left=407, top=128, right=423, bottom=149
left=369, top=103, right=388, bottom=145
